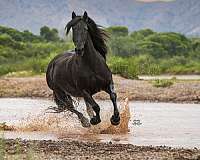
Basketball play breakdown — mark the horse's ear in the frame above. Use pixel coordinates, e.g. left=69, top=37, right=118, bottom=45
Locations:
left=83, top=11, right=88, bottom=21
left=72, top=11, right=76, bottom=19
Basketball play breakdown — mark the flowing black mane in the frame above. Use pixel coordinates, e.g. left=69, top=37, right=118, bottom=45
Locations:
left=65, top=16, right=109, bottom=60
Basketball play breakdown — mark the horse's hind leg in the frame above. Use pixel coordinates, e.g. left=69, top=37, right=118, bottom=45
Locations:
left=53, top=89, right=91, bottom=128
left=105, top=83, right=120, bottom=125
left=83, top=91, right=101, bottom=125
left=48, top=92, right=67, bottom=113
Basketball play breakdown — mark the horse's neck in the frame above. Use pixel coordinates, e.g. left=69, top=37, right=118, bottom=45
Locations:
left=82, top=34, right=110, bottom=79
left=83, top=34, right=105, bottom=66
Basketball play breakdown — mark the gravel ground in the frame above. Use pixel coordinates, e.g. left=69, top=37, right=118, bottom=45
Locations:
left=0, top=75, right=200, bottom=103
left=2, top=139, right=200, bottom=160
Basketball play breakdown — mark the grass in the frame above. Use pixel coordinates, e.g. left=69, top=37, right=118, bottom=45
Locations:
left=4, top=71, right=42, bottom=77
left=152, top=79, right=174, bottom=88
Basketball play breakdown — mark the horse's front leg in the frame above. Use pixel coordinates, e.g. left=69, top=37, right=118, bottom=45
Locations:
left=84, top=98, right=95, bottom=119
left=83, top=91, right=101, bottom=125
left=106, top=83, right=120, bottom=125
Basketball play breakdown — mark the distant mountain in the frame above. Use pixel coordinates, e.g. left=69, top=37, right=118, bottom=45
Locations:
left=0, top=0, right=200, bottom=36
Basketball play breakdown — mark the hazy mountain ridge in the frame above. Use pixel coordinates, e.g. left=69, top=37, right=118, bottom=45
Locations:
left=0, top=0, right=200, bottom=35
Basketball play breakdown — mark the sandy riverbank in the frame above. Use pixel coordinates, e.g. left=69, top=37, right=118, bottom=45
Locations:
left=0, top=75, right=200, bottom=103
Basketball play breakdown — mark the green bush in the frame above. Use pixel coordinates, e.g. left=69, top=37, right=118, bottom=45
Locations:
left=107, top=55, right=161, bottom=79
left=108, top=56, right=138, bottom=79
left=0, top=34, right=23, bottom=49
left=0, top=26, right=43, bottom=42
left=132, top=55, right=161, bottom=75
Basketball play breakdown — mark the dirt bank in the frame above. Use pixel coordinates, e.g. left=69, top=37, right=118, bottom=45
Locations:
left=0, top=75, right=200, bottom=103
left=2, top=139, right=200, bottom=160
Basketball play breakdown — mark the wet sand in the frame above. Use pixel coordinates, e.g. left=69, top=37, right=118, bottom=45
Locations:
left=0, top=75, right=200, bottom=103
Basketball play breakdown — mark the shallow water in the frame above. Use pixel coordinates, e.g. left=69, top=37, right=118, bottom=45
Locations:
left=0, top=98, right=200, bottom=148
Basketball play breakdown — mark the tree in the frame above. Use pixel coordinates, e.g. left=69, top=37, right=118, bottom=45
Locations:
left=23, top=30, right=43, bottom=42
left=107, top=26, right=128, bottom=37
left=40, top=26, right=59, bottom=41
left=109, top=36, right=138, bottom=56
left=130, top=29, right=154, bottom=40
left=144, top=32, right=191, bottom=57
left=137, top=41, right=168, bottom=58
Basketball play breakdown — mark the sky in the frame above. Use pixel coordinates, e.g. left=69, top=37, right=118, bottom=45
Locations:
left=138, top=0, right=174, bottom=2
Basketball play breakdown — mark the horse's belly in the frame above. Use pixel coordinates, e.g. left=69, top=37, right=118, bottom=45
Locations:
left=77, top=75, right=108, bottom=94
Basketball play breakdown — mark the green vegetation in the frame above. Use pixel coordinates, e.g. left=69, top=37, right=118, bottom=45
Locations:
left=0, top=25, right=199, bottom=78
left=107, top=26, right=129, bottom=37
left=0, top=25, right=74, bottom=76
left=152, top=79, right=174, bottom=88
left=40, top=26, right=60, bottom=42
left=107, top=27, right=200, bottom=78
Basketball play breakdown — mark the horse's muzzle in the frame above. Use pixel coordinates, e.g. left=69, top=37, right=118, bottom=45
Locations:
left=75, top=48, right=84, bottom=56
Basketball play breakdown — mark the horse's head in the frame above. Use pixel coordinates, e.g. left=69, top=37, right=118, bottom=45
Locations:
left=65, top=11, right=89, bottom=56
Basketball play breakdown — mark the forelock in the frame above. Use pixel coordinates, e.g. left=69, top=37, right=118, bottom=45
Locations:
left=65, top=17, right=82, bottom=34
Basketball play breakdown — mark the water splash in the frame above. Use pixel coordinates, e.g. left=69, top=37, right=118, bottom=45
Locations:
left=89, top=98, right=130, bottom=134
left=17, top=112, right=86, bottom=134
left=15, top=98, right=131, bottom=138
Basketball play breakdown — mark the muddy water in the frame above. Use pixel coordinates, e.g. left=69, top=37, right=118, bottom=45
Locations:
left=0, top=98, right=200, bottom=148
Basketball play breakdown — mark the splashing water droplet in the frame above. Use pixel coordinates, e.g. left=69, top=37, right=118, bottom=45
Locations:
left=14, top=98, right=131, bottom=141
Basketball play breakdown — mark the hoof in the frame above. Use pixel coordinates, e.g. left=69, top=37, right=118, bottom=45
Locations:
left=90, top=116, right=101, bottom=125
left=110, top=115, right=120, bottom=126
left=80, top=116, right=91, bottom=128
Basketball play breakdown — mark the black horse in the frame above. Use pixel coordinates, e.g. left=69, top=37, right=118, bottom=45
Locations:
left=46, top=11, right=120, bottom=127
